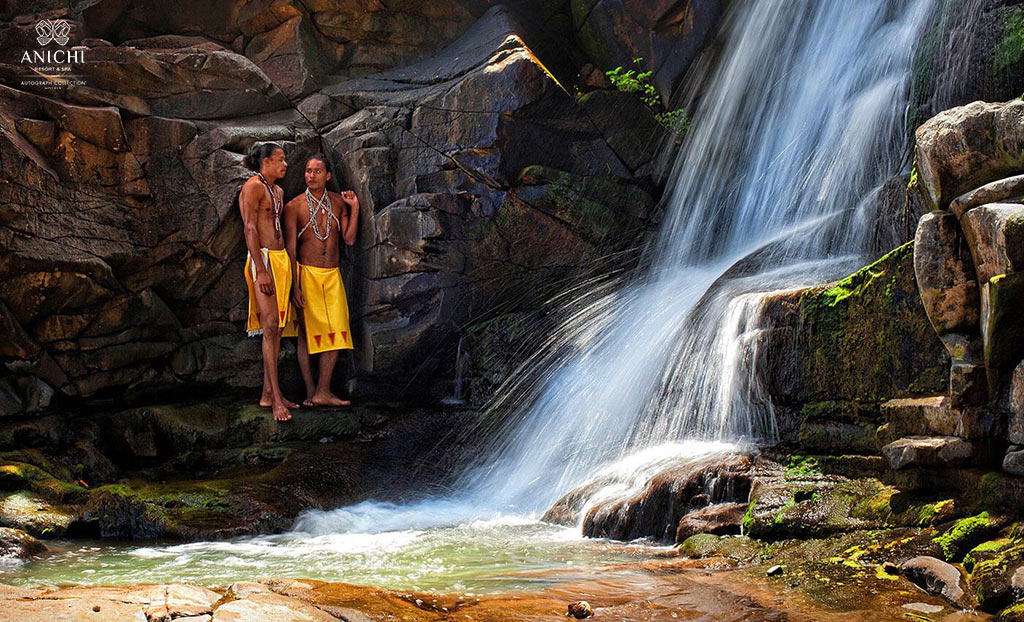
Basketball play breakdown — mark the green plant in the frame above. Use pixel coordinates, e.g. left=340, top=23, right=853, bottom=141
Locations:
left=784, top=455, right=821, bottom=478
left=605, top=57, right=690, bottom=137
left=996, top=6, right=1024, bottom=69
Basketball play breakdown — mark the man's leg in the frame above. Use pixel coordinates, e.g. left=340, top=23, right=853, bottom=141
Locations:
left=309, top=350, right=349, bottom=406
left=254, top=289, right=291, bottom=421
left=297, top=323, right=317, bottom=406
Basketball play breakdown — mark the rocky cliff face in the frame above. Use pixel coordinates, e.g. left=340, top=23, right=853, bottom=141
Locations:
left=0, top=1, right=711, bottom=411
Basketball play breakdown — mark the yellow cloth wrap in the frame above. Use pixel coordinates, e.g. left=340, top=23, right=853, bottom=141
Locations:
left=244, top=248, right=299, bottom=337
left=298, top=263, right=353, bottom=354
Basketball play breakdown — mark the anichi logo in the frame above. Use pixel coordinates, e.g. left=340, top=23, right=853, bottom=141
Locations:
left=17, top=18, right=87, bottom=89
left=35, top=19, right=71, bottom=46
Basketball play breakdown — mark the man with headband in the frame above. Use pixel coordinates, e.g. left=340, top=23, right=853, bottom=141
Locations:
left=283, top=153, right=359, bottom=407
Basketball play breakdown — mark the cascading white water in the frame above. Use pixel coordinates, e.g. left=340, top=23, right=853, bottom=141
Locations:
left=459, top=0, right=935, bottom=514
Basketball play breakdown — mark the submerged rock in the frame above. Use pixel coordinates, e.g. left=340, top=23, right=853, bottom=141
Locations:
left=566, top=600, right=594, bottom=619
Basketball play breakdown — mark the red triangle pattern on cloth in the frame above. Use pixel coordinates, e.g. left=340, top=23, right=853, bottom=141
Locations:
left=314, top=334, right=322, bottom=346
left=328, top=332, right=336, bottom=344
left=279, top=310, right=286, bottom=322
left=293, top=320, right=300, bottom=330
left=341, top=331, right=348, bottom=343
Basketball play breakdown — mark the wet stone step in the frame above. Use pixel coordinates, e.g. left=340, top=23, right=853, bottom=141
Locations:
left=881, top=436, right=981, bottom=471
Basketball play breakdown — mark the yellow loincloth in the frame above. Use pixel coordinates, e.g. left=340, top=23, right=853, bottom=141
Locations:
left=244, top=248, right=299, bottom=337
left=298, top=263, right=353, bottom=354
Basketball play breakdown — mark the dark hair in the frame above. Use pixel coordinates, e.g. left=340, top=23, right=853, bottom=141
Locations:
left=305, top=153, right=332, bottom=175
left=243, top=142, right=283, bottom=172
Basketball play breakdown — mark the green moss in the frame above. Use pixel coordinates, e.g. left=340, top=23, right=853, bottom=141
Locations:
left=934, top=512, right=995, bottom=562
left=784, top=456, right=821, bottom=478
left=998, top=599, right=1024, bottom=621
left=997, top=6, right=1024, bottom=69
left=964, top=538, right=1013, bottom=573
left=796, top=242, right=948, bottom=402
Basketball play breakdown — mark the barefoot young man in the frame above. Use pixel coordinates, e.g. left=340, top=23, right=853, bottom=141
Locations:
left=283, top=154, right=359, bottom=407
left=240, top=142, right=300, bottom=422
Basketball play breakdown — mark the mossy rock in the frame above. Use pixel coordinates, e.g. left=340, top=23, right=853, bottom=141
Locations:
left=0, top=491, right=76, bottom=539
left=998, top=599, right=1024, bottom=622
left=676, top=533, right=761, bottom=562
left=795, top=243, right=949, bottom=402
left=745, top=476, right=957, bottom=540
left=0, top=460, right=89, bottom=504
left=968, top=539, right=1024, bottom=612
left=933, top=512, right=1002, bottom=563
left=82, top=480, right=247, bottom=540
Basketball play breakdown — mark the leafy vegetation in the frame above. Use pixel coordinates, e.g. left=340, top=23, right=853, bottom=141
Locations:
left=784, top=455, right=821, bottom=478
left=605, top=57, right=691, bottom=136
left=997, top=6, right=1024, bottom=69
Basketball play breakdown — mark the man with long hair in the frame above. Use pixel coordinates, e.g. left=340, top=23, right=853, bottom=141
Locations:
left=239, top=142, right=300, bottom=421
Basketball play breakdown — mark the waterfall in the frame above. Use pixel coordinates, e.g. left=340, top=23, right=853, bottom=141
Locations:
left=459, top=0, right=935, bottom=514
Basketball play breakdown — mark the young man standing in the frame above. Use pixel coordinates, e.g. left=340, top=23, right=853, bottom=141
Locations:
left=283, top=154, right=359, bottom=407
left=240, top=142, right=300, bottom=422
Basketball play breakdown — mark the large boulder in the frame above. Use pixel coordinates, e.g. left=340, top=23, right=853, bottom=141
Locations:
left=914, top=100, right=1024, bottom=211
left=758, top=242, right=949, bottom=408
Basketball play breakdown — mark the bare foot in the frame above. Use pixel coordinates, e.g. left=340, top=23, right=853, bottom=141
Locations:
left=309, top=393, right=350, bottom=407
left=302, top=397, right=316, bottom=408
left=261, top=395, right=299, bottom=409
left=272, top=402, right=292, bottom=422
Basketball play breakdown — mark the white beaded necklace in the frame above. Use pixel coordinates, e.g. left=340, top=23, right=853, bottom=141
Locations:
left=301, top=188, right=340, bottom=243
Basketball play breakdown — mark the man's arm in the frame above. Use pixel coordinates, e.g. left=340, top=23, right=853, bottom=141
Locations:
left=340, top=190, right=359, bottom=247
left=284, top=197, right=304, bottom=309
left=240, top=181, right=274, bottom=296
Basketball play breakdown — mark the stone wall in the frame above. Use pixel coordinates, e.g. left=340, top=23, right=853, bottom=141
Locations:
left=0, top=1, right=712, bottom=412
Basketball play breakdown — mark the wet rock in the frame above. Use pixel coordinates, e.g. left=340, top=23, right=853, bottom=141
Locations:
left=1004, top=448, right=1024, bottom=476
left=566, top=600, right=594, bottom=619
left=882, top=396, right=994, bottom=439
left=0, top=526, right=47, bottom=559
left=674, top=502, right=747, bottom=542
left=759, top=242, right=948, bottom=406
left=881, top=436, right=979, bottom=471
left=213, top=591, right=337, bottom=622
left=576, top=453, right=754, bottom=542
left=914, top=100, right=1024, bottom=211
left=914, top=211, right=980, bottom=335
left=0, top=492, right=75, bottom=538
left=960, top=203, right=1024, bottom=284
left=901, top=555, right=971, bottom=607
left=933, top=512, right=1002, bottom=563
left=981, top=273, right=1024, bottom=372
left=0, top=594, right=150, bottom=621
left=766, top=565, right=783, bottom=576
left=951, top=175, right=1024, bottom=218
left=1010, top=361, right=1024, bottom=444
left=968, top=540, right=1024, bottom=612
left=676, top=534, right=761, bottom=562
